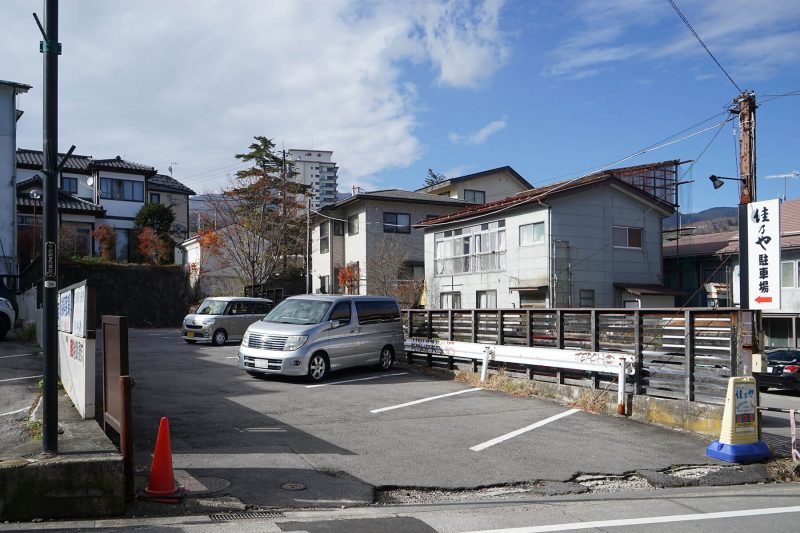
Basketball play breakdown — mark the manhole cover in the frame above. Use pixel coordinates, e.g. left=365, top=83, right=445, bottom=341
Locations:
left=281, top=482, right=306, bottom=491
left=174, top=471, right=231, bottom=495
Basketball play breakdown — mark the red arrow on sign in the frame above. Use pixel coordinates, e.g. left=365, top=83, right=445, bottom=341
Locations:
left=754, top=296, right=773, bottom=303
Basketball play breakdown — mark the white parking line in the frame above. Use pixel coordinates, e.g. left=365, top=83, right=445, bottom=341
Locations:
left=470, top=408, right=580, bottom=451
left=307, top=372, right=409, bottom=388
left=459, top=505, right=800, bottom=533
left=225, top=356, right=238, bottom=359
left=370, top=387, right=482, bottom=413
left=0, top=374, right=43, bottom=383
left=0, top=407, right=28, bottom=417
left=0, top=353, right=35, bottom=359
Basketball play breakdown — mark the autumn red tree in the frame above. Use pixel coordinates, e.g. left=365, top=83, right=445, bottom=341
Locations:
left=91, top=224, right=116, bottom=261
left=137, top=226, right=168, bottom=264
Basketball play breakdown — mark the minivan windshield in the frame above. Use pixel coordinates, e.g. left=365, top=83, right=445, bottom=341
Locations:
left=263, top=299, right=332, bottom=325
left=195, top=299, right=227, bottom=315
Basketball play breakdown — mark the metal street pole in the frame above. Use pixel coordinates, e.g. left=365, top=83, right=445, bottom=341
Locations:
left=39, top=0, right=61, bottom=454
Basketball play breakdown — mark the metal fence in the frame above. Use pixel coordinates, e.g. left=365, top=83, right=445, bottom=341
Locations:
left=403, top=308, right=746, bottom=405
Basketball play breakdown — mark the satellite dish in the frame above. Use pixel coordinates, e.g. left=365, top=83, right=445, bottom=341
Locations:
left=86, top=177, right=94, bottom=186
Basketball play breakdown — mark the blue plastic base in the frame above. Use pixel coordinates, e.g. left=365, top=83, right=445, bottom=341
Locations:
left=706, top=439, right=771, bottom=463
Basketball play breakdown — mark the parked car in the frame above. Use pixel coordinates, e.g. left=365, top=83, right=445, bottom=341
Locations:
left=181, top=297, right=273, bottom=345
left=0, top=297, right=13, bottom=341
left=0, top=279, right=18, bottom=321
left=755, top=349, right=800, bottom=393
left=239, top=295, right=405, bottom=381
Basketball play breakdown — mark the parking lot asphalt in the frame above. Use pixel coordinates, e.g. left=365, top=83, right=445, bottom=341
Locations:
left=0, top=332, right=41, bottom=454
left=122, top=328, right=725, bottom=509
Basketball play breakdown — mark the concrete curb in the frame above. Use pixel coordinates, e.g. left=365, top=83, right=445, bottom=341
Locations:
left=0, top=393, right=124, bottom=521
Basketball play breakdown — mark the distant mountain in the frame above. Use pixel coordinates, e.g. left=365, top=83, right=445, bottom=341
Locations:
left=664, top=207, right=738, bottom=234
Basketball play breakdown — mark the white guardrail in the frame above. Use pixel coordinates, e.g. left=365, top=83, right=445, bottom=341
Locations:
left=405, top=337, right=635, bottom=413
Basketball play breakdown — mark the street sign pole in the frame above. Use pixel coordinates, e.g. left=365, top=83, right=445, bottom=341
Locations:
left=39, top=0, right=61, bottom=454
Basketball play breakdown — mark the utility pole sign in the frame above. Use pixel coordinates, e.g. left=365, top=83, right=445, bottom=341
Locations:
left=747, top=198, right=780, bottom=310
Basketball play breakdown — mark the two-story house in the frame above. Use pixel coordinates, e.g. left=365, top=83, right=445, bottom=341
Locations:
left=311, top=190, right=469, bottom=300
left=16, top=150, right=195, bottom=261
left=419, top=161, right=682, bottom=309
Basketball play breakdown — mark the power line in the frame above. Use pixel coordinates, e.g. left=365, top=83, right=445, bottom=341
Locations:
left=665, top=0, right=742, bottom=93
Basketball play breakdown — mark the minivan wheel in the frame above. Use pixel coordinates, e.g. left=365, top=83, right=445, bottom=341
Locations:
left=378, top=346, right=394, bottom=371
left=212, top=329, right=228, bottom=346
left=308, top=353, right=329, bottom=381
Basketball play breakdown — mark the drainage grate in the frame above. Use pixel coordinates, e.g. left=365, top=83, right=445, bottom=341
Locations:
left=209, top=511, right=285, bottom=522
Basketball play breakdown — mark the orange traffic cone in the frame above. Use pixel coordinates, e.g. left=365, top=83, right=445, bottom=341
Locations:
left=144, top=417, right=182, bottom=499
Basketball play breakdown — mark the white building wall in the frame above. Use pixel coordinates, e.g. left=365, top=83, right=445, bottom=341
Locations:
left=0, top=85, right=19, bottom=276
left=312, top=199, right=464, bottom=295
left=424, top=169, right=530, bottom=203
left=95, top=170, right=147, bottom=221
left=424, top=184, right=668, bottom=310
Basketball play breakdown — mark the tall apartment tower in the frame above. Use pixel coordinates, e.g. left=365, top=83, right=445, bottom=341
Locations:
left=286, top=149, right=339, bottom=210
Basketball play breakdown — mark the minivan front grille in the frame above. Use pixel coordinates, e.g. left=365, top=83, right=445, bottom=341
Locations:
left=247, top=333, right=288, bottom=351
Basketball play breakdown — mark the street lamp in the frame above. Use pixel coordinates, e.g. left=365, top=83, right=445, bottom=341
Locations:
left=708, top=175, right=746, bottom=190
left=29, top=189, right=42, bottom=263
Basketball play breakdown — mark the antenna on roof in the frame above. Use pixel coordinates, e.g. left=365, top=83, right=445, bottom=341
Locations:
left=168, top=162, right=178, bottom=177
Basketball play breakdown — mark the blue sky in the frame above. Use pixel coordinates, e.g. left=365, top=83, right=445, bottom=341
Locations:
left=2, top=0, right=799, bottom=213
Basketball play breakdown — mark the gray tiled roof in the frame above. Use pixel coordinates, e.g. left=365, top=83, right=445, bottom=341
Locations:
left=148, top=174, right=196, bottom=196
left=16, top=175, right=105, bottom=215
left=322, top=189, right=470, bottom=212
left=17, top=148, right=92, bottom=172
left=90, top=155, right=156, bottom=174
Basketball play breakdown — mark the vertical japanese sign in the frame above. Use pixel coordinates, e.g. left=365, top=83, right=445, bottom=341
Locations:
left=747, top=199, right=781, bottom=310
left=734, top=381, right=757, bottom=433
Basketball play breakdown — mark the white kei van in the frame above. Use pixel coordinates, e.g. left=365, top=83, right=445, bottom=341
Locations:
left=238, top=295, right=405, bottom=381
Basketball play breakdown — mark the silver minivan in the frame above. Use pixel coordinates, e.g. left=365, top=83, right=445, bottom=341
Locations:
left=182, top=297, right=273, bottom=345
left=238, top=295, right=405, bottom=381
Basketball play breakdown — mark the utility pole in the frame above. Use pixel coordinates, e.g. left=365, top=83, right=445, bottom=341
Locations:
left=306, top=197, right=311, bottom=294
left=36, top=0, right=61, bottom=455
left=736, top=91, right=757, bottom=312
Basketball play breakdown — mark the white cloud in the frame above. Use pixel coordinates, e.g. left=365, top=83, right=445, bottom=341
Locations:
left=448, top=118, right=507, bottom=145
left=544, top=0, right=800, bottom=82
left=1, top=0, right=510, bottom=194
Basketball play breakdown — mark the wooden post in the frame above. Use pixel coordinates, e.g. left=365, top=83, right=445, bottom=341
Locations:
left=119, top=376, right=134, bottom=502
left=685, top=310, right=695, bottom=401
left=448, top=310, right=454, bottom=341
left=526, top=310, right=532, bottom=347
left=426, top=310, right=432, bottom=339
left=590, top=310, right=599, bottom=351
left=471, top=310, right=478, bottom=343
left=497, top=310, right=504, bottom=345
left=556, top=310, right=564, bottom=349
left=634, top=310, right=644, bottom=395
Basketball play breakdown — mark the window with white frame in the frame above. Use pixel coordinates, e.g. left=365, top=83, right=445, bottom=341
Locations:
left=440, top=292, right=461, bottom=309
left=476, top=290, right=496, bottom=309
left=612, top=225, right=642, bottom=248
left=519, top=222, right=544, bottom=246
left=782, top=260, right=799, bottom=288
left=434, top=220, right=506, bottom=276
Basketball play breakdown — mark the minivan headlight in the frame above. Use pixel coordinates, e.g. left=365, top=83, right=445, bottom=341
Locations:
left=242, top=330, right=251, bottom=345
left=201, top=318, right=216, bottom=325
left=284, top=335, right=308, bottom=351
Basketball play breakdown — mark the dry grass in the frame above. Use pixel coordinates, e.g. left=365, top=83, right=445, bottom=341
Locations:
left=766, top=458, right=800, bottom=482
left=568, top=390, right=609, bottom=414
left=454, top=368, right=540, bottom=397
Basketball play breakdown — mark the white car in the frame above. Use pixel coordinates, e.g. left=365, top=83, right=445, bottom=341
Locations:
left=0, top=298, right=13, bottom=341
